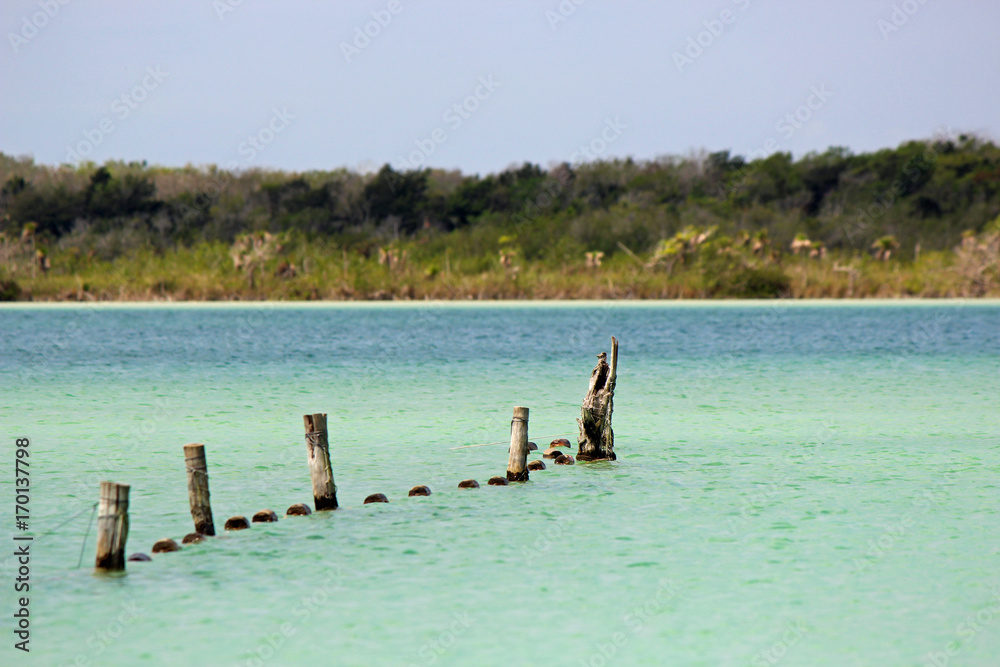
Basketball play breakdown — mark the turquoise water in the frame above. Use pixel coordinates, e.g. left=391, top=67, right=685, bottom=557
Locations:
left=1, top=301, right=999, bottom=666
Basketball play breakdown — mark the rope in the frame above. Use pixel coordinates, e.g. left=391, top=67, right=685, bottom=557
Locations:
left=34, top=501, right=99, bottom=541
left=185, top=467, right=208, bottom=476
left=305, top=430, right=329, bottom=452
left=77, top=503, right=98, bottom=569
left=449, top=434, right=568, bottom=450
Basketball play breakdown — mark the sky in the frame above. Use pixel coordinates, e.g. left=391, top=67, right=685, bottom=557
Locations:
left=1, top=0, right=998, bottom=176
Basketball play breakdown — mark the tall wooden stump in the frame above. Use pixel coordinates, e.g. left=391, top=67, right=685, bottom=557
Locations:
left=95, top=481, right=130, bottom=573
left=507, top=406, right=530, bottom=482
left=184, top=443, right=215, bottom=536
left=303, top=413, right=338, bottom=510
left=577, top=336, right=618, bottom=462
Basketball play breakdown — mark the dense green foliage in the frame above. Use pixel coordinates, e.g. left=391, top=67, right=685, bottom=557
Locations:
left=1, top=134, right=999, bottom=300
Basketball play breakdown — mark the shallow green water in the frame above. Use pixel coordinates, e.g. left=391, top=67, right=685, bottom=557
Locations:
left=1, top=301, right=999, bottom=666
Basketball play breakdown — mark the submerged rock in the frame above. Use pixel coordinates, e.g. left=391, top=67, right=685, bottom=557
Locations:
left=554, top=454, right=575, bottom=465
left=182, top=533, right=205, bottom=544
left=224, top=516, right=250, bottom=530
left=487, top=476, right=509, bottom=486
left=151, top=538, right=180, bottom=553
left=542, top=448, right=564, bottom=459
left=527, top=460, right=546, bottom=471
left=252, top=509, right=278, bottom=523
left=408, top=485, right=432, bottom=497
left=458, top=479, right=480, bottom=489
left=550, top=438, right=571, bottom=448
left=364, top=493, right=389, bottom=504
left=286, top=503, right=312, bottom=516
left=127, top=553, right=152, bottom=562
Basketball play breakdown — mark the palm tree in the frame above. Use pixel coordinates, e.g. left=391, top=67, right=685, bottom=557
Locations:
left=790, top=233, right=812, bottom=255
left=750, top=230, right=769, bottom=256
left=871, top=235, right=899, bottom=261
left=21, top=222, right=37, bottom=278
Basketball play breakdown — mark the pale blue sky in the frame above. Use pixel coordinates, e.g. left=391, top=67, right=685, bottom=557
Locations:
left=2, top=0, right=998, bottom=175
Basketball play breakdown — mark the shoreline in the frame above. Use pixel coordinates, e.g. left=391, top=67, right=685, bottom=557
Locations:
left=3, top=297, right=998, bottom=309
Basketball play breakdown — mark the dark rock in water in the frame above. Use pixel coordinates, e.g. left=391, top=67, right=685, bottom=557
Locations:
left=550, top=438, right=571, bottom=448
left=527, top=441, right=538, bottom=451
left=127, top=553, right=152, bottom=562
left=527, top=460, right=546, bottom=471
left=182, top=533, right=205, bottom=544
left=224, top=516, right=250, bottom=530
left=458, top=479, right=480, bottom=489
left=554, top=454, right=575, bottom=465
left=151, top=538, right=180, bottom=553
left=252, top=509, right=278, bottom=523
left=576, top=452, right=617, bottom=462
left=408, top=485, right=432, bottom=497
left=286, top=503, right=311, bottom=516
left=542, top=448, right=565, bottom=459
left=487, top=476, right=509, bottom=486
left=364, top=493, right=390, bottom=504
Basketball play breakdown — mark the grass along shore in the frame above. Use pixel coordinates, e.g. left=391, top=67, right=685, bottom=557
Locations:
left=2, top=227, right=998, bottom=301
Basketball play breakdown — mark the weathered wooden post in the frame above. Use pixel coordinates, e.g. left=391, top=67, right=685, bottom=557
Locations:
left=507, top=406, right=530, bottom=482
left=183, top=443, right=215, bottom=536
left=94, top=481, right=130, bottom=573
left=303, top=413, right=338, bottom=510
left=577, top=336, right=618, bottom=461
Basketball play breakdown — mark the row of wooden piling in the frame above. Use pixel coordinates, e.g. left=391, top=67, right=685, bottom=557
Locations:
left=93, top=337, right=619, bottom=573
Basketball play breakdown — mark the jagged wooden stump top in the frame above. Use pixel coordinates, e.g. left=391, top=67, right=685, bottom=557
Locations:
left=576, top=336, right=618, bottom=462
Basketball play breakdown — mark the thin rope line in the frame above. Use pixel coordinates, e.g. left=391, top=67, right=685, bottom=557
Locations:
left=76, top=503, right=98, bottom=569
left=449, top=434, right=568, bottom=450
left=34, top=501, right=99, bottom=541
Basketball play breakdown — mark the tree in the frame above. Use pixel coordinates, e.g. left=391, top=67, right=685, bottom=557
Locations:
left=871, top=235, right=899, bottom=261
left=362, top=165, right=429, bottom=233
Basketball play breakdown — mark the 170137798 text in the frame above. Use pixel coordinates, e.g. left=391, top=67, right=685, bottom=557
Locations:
left=14, top=437, right=31, bottom=653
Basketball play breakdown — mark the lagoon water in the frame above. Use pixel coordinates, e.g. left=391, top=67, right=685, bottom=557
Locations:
left=1, top=301, right=999, bottom=666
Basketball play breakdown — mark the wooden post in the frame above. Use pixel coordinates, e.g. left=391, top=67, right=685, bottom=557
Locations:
left=577, top=336, right=618, bottom=462
left=183, top=443, right=215, bottom=536
left=507, top=406, right=530, bottom=482
left=303, top=413, right=338, bottom=510
left=94, top=481, right=130, bottom=573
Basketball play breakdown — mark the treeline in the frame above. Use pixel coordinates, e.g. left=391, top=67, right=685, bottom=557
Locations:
left=2, top=133, right=999, bottom=260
